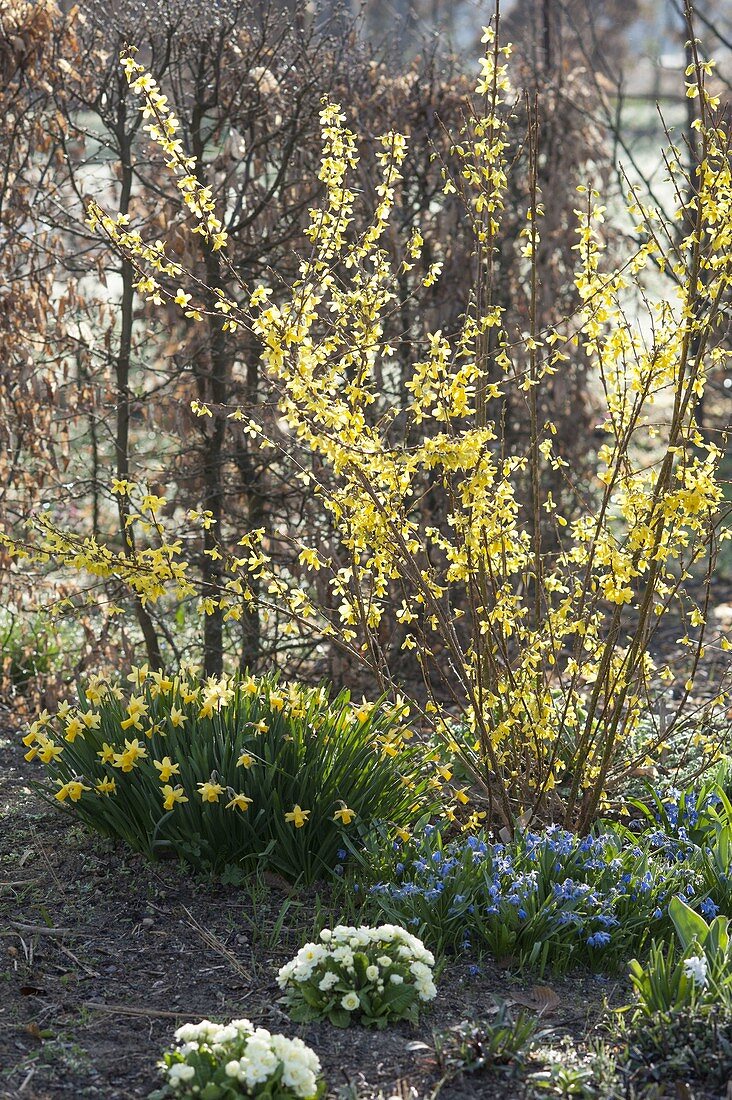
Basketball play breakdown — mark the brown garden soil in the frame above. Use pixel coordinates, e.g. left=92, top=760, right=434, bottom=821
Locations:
left=0, top=710, right=728, bottom=1100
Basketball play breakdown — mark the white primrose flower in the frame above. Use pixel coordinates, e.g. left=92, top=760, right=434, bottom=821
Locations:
left=167, top=1062, right=196, bottom=1083
left=216, top=1024, right=239, bottom=1043
left=332, top=945, right=355, bottom=970
left=409, top=960, right=432, bottom=981
left=163, top=1018, right=322, bottom=1099
left=683, top=954, right=709, bottom=988
left=279, top=924, right=436, bottom=1027
left=416, top=979, right=437, bottom=1002
left=230, top=1018, right=254, bottom=1034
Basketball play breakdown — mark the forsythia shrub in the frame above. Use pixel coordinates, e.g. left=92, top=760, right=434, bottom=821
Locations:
left=9, top=13, right=731, bottom=833
left=152, top=1018, right=324, bottom=1099
left=22, top=665, right=434, bottom=880
left=277, top=924, right=437, bottom=1028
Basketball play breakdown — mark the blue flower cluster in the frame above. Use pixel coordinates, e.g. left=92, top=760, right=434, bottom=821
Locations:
left=364, top=820, right=713, bottom=971
left=645, top=785, right=725, bottom=845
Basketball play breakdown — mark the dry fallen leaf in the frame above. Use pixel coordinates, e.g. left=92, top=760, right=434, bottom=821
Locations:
left=511, top=984, right=561, bottom=1016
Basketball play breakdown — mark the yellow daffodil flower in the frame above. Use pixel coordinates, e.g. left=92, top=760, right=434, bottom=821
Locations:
left=55, top=779, right=91, bottom=802
left=97, top=742, right=115, bottom=764
left=64, top=716, right=85, bottom=743
left=112, top=738, right=147, bottom=772
left=285, top=804, right=310, bottom=828
left=154, top=756, right=180, bottom=783
left=162, top=784, right=188, bottom=811
left=38, top=738, right=63, bottom=764
left=226, top=793, right=253, bottom=812
left=197, top=780, right=224, bottom=802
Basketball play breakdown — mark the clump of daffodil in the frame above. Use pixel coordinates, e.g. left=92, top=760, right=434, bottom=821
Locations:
left=24, top=668, right=436, bottom=882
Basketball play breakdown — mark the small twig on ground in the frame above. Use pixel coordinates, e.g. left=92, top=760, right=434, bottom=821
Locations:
left=181, top=905, right=251, bottom=983
left=81, top=1001, right=212, bottom=1019
left=8, top=922, right=71, bottom=937
left=17, top=1065, right=36, bottom=1094
left=58, top=942, right=100, bottom=977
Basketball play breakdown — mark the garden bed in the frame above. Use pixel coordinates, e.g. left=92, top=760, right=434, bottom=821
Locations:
left=0, top=727, right=628, bottom=1100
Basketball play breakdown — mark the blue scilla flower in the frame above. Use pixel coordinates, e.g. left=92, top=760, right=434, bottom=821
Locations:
left=518, top=908, right=527, bottom=920
left=468, top=964, right=481, bottom=977
left=337, top=849, right=347, bottom=861
left=653, top=907, right=662, bottom=919
left=700, top=897, right=719, bottom=919
left=432, top=851, right=442, bottom=864
left=663, top=802, right=680, bottom=827
left=395, top=862, right=404, bottom=875
left=587, top=931, right=611, bottom=948
left=556, top=911, right=582, bottom=927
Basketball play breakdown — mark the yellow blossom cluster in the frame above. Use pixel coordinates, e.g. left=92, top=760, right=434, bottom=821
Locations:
left=19, top=26, right=732, bottom=833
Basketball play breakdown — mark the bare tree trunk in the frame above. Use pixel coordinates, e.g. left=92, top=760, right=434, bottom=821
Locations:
left=115, top=98, right=163, bottom=670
